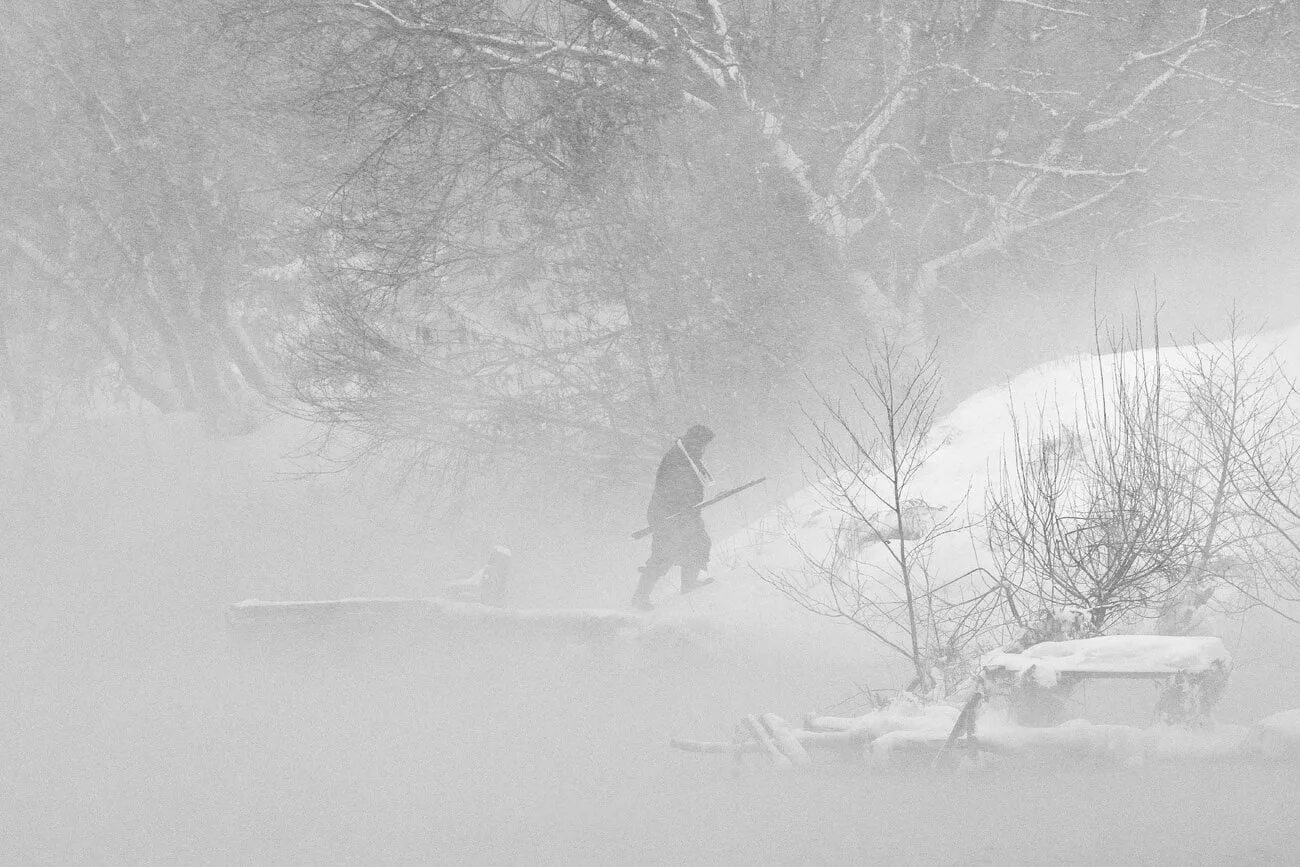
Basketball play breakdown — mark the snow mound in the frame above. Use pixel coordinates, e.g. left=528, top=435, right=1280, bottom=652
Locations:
left=977, top=719, right=1150, bottom=766
left=710, top=325, right=1300, bottom=647
left=1149, top=723, right=1255, bottom=761
left=950, top=720, right=1247, bottom=767
left=714, top=355, right=1091, bottom=576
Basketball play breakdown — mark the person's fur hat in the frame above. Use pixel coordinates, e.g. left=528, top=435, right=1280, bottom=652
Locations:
left=682, top=424, right=714, bottom=445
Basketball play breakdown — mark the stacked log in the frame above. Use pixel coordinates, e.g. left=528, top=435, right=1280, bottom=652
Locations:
left=671, top=701, right=963, bottom=769
left=670, top=715, right=873, bottom=768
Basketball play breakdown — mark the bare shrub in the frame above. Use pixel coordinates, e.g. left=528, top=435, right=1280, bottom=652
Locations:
left=989, top=312, right=1300, bottom=635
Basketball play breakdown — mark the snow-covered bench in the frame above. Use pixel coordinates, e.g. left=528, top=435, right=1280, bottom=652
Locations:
left=979, top=635, right=1233, bottom=727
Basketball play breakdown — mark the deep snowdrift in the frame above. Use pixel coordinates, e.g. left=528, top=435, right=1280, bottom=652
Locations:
left=691, top=324, right=1300, bottom=645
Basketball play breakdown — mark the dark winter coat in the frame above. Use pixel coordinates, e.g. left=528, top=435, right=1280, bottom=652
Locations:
left=642, top=441, right=711, bottom=573
left=647, top=442, right=707, bottom=523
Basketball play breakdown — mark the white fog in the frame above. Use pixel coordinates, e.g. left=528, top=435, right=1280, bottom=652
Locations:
left=4, top=1, right=1300, bottom=864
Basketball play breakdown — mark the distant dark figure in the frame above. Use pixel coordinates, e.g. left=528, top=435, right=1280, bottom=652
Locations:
left=632, top=425, right=715, bottom=611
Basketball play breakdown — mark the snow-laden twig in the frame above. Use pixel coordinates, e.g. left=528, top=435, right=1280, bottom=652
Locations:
left=994, top=0, right=1095, bottom=16
left=1085, top=46, right=1202, bottom=134
left=939, top=158, right=1146, bottom=180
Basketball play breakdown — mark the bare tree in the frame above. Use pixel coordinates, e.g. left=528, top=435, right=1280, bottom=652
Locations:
left=239, top=0, right=1300, bottom=331
left=1202, top=328, right=1300, bottom=616
left=231, top=0, right=845, bottom=519
left=1158, top=316, right=1299, bottom=626
left=209, top=0, right=1300, bottom=520
left=761, top=340, right=1004, bottom=693
left=1243, top=438, right=1300, bottom=614
left=0, top=2, right=285, bottom=428
left=284, top=271, right=672, bottom=512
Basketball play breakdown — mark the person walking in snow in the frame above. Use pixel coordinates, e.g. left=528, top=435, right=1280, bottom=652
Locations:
left=632, top=424, right=716, bottom=611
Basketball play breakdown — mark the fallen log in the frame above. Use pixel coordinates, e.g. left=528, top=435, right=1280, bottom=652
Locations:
left=761, top=713, right=811, bottom=767
left=743, top=714, right=792, bottom=769
left=225, top=597, right=427, bottom=627
left=803, top=705, right=960, bottom=739
left=674, top=700, right=961, bottom=768
left=227, top=596, right=649, bottom=643
left=670, top=727, right=866, bottom=757
left=803, top=714, right=860, bottom=733
left=669, top=738, right=761, bottom=756
left=870, top=729, right=952, bottom=767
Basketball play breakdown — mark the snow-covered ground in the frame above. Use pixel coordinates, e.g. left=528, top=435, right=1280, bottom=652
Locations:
left=5, top=327, right=1300, bottom=861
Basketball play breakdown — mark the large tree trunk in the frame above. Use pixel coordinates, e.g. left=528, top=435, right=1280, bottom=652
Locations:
left=138, top=272, right=199, bottom=410
left=199, top=275, right=274, bottom=399
left=85, top=309, right=181, bottom=414
left=152, top=254, right=234, bottom=421
left=846, top=269, right=925, bottom=342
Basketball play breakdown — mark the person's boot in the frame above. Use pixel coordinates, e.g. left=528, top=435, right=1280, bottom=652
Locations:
left=632, top=568, right=657, bottom=611
left=679, top=568, right=714, bottom=595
